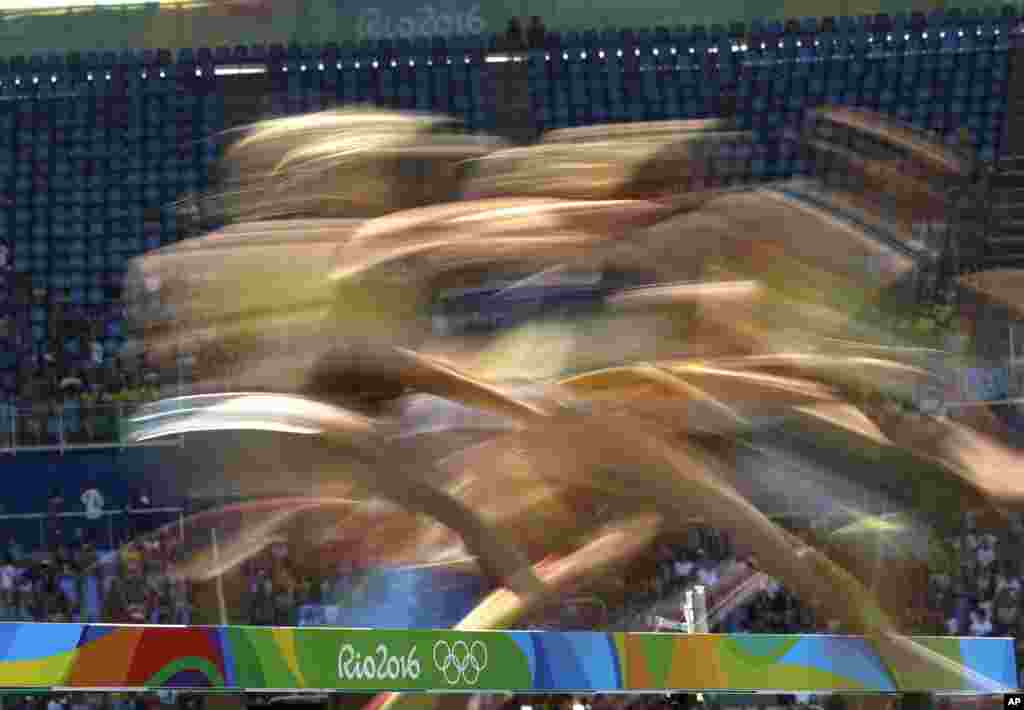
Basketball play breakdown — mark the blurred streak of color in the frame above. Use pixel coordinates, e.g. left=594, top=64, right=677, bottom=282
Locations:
left=118, top=106, right=1023, bottom=705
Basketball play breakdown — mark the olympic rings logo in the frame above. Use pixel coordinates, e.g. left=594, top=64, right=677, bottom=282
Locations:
left=432, top=639, right=488, bottom=685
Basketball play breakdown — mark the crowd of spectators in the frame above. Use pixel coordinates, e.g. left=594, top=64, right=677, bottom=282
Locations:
left=628, top=511, right=1024, bottom=662
left=481, top=691, right=981, bottom=710
left=0, top=524, right=192, bottom=625
left=0, top=502, right=1021, bottom=648
left=924, top=510, right=1024, bottom=640
left=616, top=529, right=822, bottom=635
left=241, top=543, right=310, bottom=627
left=0, top=510, right=1013, bottom=707
left=1, top=329, right=189, bottom=446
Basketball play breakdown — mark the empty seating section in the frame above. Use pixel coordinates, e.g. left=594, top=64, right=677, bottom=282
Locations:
left=0, top=8, right=1017, bottom=398
left=265, top=42, right=490, bottom=130
left=0, top=50, right=223, bottom=379
left=531, top=12, right=1013, bottom=176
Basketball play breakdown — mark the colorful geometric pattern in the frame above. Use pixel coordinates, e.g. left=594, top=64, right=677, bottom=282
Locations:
left=0, top=625, right=1015, bottom=693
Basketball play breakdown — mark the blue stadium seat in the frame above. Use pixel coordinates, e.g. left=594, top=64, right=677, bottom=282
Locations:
left=0, top=28, right=1010, bottom=382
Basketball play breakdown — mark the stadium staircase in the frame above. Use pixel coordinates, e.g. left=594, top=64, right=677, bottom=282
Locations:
left=486, top=54, right=536, bottom=144
left=987, top=156, right=1024, bottom=270
left=982, top=45, right=1024, bottom=270
left=222, top=67, right=274, bottom=130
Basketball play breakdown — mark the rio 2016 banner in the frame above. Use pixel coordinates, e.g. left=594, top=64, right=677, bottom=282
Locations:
left=0, top=0, right=1015, bottom=59
left=0, top=624, right=1016, bottom=693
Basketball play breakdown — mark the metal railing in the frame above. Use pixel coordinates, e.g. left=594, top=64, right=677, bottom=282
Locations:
left=0, top=505, right=186, bottom=554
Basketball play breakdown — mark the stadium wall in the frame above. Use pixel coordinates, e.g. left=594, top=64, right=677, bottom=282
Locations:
left=0, top=0, right=1019, bottom=57
left=0, top=430, right=391, bottom=549
left=0, top=437, right=279, bottom=552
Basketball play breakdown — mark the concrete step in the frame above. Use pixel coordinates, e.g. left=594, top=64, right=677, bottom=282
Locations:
left=994, top=220, right=1024, bottom=234
left=981, top=257, right=1024, bottom=269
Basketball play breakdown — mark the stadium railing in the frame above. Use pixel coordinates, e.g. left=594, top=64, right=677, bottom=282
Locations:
left=0, top=505, right=186, bottom=553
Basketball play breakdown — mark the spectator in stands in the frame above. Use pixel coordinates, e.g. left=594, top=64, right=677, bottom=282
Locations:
left=6, top=536, right=24, bottom=564
left=995, top=561, right=1021, bottom=595
left=87, top=334, right=103, bottom=374
left=76, top=540, right=97, bottom=576
left=249, top=568, right=275, bottom=626
left=977, top=535, right=997, bottom=570
left=101, top=549, right=149, bottom=623
left=0, top=556, right=16, bottom=618
left=274, top=568, right=296, bottom=626
left=170, top=578, right=192, bottom=625
left=504, top=18, right=525, bottom=51
left=527, top=16, right=546, bottom=48
left=994, top=586, right=1019, bottom=635
left=969, top=608, right=993, bottom=636
left=40, top=564, right=72, bottom=622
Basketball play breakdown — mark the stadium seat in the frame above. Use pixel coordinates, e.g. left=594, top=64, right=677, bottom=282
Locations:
left=0, top=24, right=1012, bottom=412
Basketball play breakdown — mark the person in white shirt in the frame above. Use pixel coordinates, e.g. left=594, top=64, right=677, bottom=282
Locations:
left=995, top=574, right=1012, bottom=594
left=977, top=541, right=996, bottom=569
left=965, top=533, right=979, bottom=556
left=969, top=610, right=993, bottom=636
left=89, top=340, right=103, bottom=368
left=81, top=488, right=104, bottom=521
left=0, top=560, right=15, bottom=619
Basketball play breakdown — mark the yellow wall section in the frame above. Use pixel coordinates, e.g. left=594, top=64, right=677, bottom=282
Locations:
left=0, top=650, right=77, bottom=687
left=270, top=628, right=307, bottom=688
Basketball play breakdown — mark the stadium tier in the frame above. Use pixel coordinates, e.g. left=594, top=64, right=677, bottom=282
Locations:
left=0, top=24, right=1020, bottom=709
left=0, top=625, right=1015, bottom=693
left=0, top=17, right=1014, bottom=388
left=0, top=3, right=1018, bottom=56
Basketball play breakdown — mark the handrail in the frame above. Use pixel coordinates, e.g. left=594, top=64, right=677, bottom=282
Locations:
left=0, top=506, right=184, bottom=522
left=0, top=504, right=189, bottom=553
